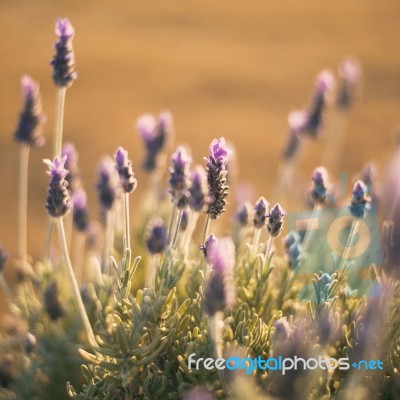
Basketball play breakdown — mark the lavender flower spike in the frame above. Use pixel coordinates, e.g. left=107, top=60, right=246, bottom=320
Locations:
left=200, top=233, right=218, bottom=264
left=96, top=157, right=119, bottom=212
left=337, top=58, right=361, bottom=109
left=205, top=137, right=230, bottom=219
left=267, top=203, right=287, bottom=237
left=203, top=237, right=235, bottom=316
left=62, top=142, right=80, bottom=193
left=189, top=166, right=207, bottom=212
left=14, top=76, right=46, bottom=147
left=309, top=167, right=329, bottom=204
left=114, top=147, right=138, bottom=193
left=169, top=146, right=191, bottom=209
left=146, top=219, right=167, bottom=255
left=282, top=110, right=308, bottom=161
left=44, top=156, right=71, bottom=218
left=51, top=18, right=77, bottom=88
left=234, top=201, right=251, bottom=227
left=253, top=196, right=269, bottom=229
left=349, top=180, right=370, bottom=218
left=73, top=188, right=89, bottom=232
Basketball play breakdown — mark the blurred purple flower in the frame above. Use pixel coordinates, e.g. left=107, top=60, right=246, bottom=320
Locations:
left=253, top=196, right=269, bottom=229
left=189, top=166, right=207, bottom=212
left=114, top=147, right=137, bottom=194
left=274, top=318, right=292, bottom=340
left=337, top=58, right=361, bottom=109
left=0, top=245, right=9, bottom=273
left=44, top=281, right=65, bottom=321
left=179, top=209, right=190, bottom=231
left=51, top=18, right=77, bottom=88
left=205, top=137, right=230, bottom=219
left=309, top=167, right=329, bottom=204
left=169, top=146, right=191, bottom=209
left=96, top=156, right=120, bottom=212
left=200, top=233, right=218, bottom=264
left=44, top=156, right=71, bottom=218
left=282, top=110, right=308, bottom=161
left=13, top=76, right=46, bottom=147
left=349, top=180, right=369, bottom=218
left=234, top=201, right=251, bottom=227
left=73, top=188, right=89, bottom=232
left=62, top=142, right=81, bottom=193
left=146, top=219, right=167, bottom=255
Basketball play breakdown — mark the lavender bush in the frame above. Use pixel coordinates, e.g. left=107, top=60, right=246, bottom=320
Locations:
left=1, top=18, right=400, bottom=400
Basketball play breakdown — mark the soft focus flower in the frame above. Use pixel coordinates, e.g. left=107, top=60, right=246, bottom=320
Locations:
left=62, top=142, right=80, bottom=193
left=203, top=237, right=235, bottom=315
left=266, top=203, right=287, bottom=237
left=179, top=209, right=190, bottom=232
left=337, top=58, right=361, bottom=109
left=288, top=242, right=302, bottom=269
left=205, top=137, right=230, bottom=219
left=274, top=318, right=292, bottom=340
left=73, top=188, right=89, bottom=232
left=44, top=156, right=71, bottom=218
left=44, top=281, right=65, bottom=321
left=0, top=245, right=9, bottom=273
left=349, top=180, right=369, bottom=218
left=282, top=110, right=308, bottom=161
left=13, top=76, right=46, bottom=147
left=96, top=156, right=120, bottom=212
left=51, top=18, right=77, bottom=88
left=136, top=111, right=173, bottom=172
left=234, top=201, right=251, bottom=227
left=169, top=146, right=191, bottom=209
left=145, top=219, right=167, bottom=255
left=309, top=167, right=329, bottom=204
left=253, top=196, right=269, bottom=229
left=188, top=166, right=207, bottom=212
left=283, top=231, right=301, bottom=252
left=200, top=233, right=218, bottom=264
left=114, top=147, right=137, bottom=194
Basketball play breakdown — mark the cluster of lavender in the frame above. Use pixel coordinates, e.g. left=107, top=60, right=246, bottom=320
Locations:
left=2, top=16, right=400, bottom=400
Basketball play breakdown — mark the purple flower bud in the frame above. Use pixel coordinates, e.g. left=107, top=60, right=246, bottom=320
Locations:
left=136, top=111, right=173, bottom=172
left=203, top=237, right=235, bottom=316
left=337, top=58, right=361, bottom=109
left=96, top=157, right=119, bottom=212
left=283, top=231, right=301, bottom=252
left=288, top=242, right=302, bottom=269
left=305, top=70, right=335, bottom=137
left=0, top=245, right=9, bottom=273
left=44, top=156, right=71, bottom=218
left=169, top=146, right=191, bottom=209
left=253, top=196, right=269, bottom=229
left=205, top=137, right=230, bottom=219
left=62, top=142, right=81, bottom=193
left=44, top=281, right=65, bottom=321
left=200, top=233, right=218, bottom=263
left=349, top=180, right=369, bottom=218
left=234, top=201, right=251, bottom=227
left=189, top=166, right=207, bottom=212
left=51, top=18, right=77, bottom=88
left=73, top=188, right=89, bottom=232
left=274, top=318, right=292, bottom=340
left=145, top=219, right=167, bottom=255
left=114, top=147, right=138, bottom=194
left=309, top=167, right=328, bottom=204
left=267, top=203, right=287, bottom=237
left=13, top=76, right=46, bottom=147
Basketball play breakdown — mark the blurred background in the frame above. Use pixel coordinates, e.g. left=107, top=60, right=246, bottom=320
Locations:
left=1, top=0, right=400, bottom=266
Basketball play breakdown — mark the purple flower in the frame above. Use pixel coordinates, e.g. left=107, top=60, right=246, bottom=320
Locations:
left=282, top=110, right=308, bottom=161
left=136, top=111, right=173, bottom=172
left=274, top=318, right=292, bottom=340
left=288, top=242, right=302, bottom=269
left=96, top=156, right=119, bottom=212
left=305, top=70, right=335, bottom=137
left=44, top=156, right=71, bottom=218
left=200, top=233, right=218, bottom=264
left=203, top=237, right=235, bottom=316
left=73, top=188, right=89, bottom=232
left=51, top=18, right=77, bottom=88
left=234, top=201, right=251, bottom=227
left=0, top=245, right=9, bottom=273
left=349, top=180, right=369, bottom=218
left=267, top=203, right=287, bottom=237
left=114, top=147, right=137, bottom=194
left=189, top=166, right=207, bottom=212
left=62, top=142, right=81, bottom=193
left=13, top=76, right=46, bottom=147
left=337, top=58, right=361, bottom=109
left=309, top=167, right=329, bottom=204
left=146, top=219, right=167, bottom=255
left=179, top=209, right=190, bottom=232
left=205, top=137, right=230, bottom=219
left=169, top=146, right=191, bottom=209
left=253, top=196, right=269, bottom=229
left=282, top=231, right=301, bottom=252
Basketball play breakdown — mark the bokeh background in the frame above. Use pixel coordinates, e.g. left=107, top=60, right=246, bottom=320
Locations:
left=1, top=0, right=400, bottom=271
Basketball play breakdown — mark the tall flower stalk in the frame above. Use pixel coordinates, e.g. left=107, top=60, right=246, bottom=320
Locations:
left=13, top=76, right=46, bottom=263
left=44, top=156, right=97, bottom=348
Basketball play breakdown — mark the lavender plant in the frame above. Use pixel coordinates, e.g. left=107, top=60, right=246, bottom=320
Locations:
left=2, top=17, right=400, bottom=400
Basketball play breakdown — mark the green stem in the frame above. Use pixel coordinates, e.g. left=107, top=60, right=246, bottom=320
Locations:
left=167, top=204, right=177, bottom=245
left=74, top=232, right=86, bottom=284
left=102, top=209, right=114, bottom=275
left=338, top=219, right=359, bottom=270
left=123, top=193, right=131, bottom=252
left=54, top=87, right=66, bottom=157
left=201, top=214, right=211, bottom=246
left=57, top=218, right=97, bottom=349
left=251, top=228, right=261, bottom=260
left=265, top=236, right=273, bottom=261
left=171, top=210, right=183, bottom=249
left=18, top=145, right=30, bottom=262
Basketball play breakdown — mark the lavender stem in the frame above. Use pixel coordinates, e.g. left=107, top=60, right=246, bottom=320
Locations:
left=251, top=228, right=262, bottom=260
left=123, top=193, right=131, bottom=252
left=17, top=145, right=30, bottom=262
left=171, top=209, right=183, bottom=249
left=201, top=214, right=211, bottom=249
left=338, top=218, right=360, bottom=270
left=182, top=212, right=199, bottom=258
left=56, top=218, right=97, bottom=348
left=265, top=236, right=273, bottom=261
left=53, top=87, right=66, bottom=157
left=166, top=204, right=177, bottom=245
left=301, top=203, right=320, bottom=255
left=74, top=232, right=86, bottom=283
left=102, top=209, right=115, bottom=275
